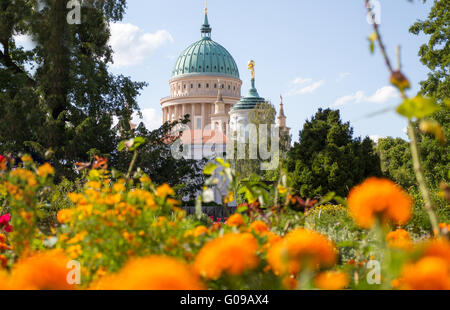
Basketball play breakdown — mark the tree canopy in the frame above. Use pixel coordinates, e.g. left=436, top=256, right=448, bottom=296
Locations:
left=0, top=0, right=145, bottom=178
left=286, top=108, right=382, bottom=198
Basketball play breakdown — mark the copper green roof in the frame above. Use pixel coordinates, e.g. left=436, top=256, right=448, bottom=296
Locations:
left=231, top=78, right=266, bottom=111
left=171, top=13, right=240, bottom=79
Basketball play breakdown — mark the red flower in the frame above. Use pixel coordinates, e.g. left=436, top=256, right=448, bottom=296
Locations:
left=0, top=155, right=6, bottom=170
left=0, top=214, right=11, bottom=225
left=3, top=225, right=13, bottom=233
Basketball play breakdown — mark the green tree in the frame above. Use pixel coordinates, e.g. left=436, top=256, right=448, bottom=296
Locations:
left=113, top=116, right=206, bottom=201
left=0, top=0, right=145, bottom=179
left=286, top=108, right=382, bottom=198
left=376, top=137, right=415, bottom=189
left=409, top=0, right=449, bottom=188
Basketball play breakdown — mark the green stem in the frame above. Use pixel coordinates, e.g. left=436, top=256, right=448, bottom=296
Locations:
left=407, top=120, right=440, bottom=235
left=126, top=150, right=138, bottom=180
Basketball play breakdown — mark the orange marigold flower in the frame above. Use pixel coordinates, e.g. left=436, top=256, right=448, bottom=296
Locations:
left=9, top=250, right=75, bottom=290
left=156, top=183, right=175, bottom=198
left=439, top=222, right=450, bottom=230
left=267, top=228, right=336, bottom=276
left=90, top=256, right=204, bottom=290
left=193, top=225, right=209, bottom=237
left=282, top=275, right=298, bottom=290
left=348, top=178, right=413, bottom=229
left=194, top=233, right=259, bottom=279
left=226, top=213, right=245, bottom=227
left=314, top=271, right=349, bottom=290
left=395, top=257, right=450, bottom=290
left=0, top=270, right=10, bottom=289
left=250, top=221, right=268, bottom=234
left=386, top=229, right=412, bottom=250
left=422, top=238, right=450, bottom=262
left=85, top=181, right=101, bottom=190
left=57, top=209, right=74, bottom=224
left=21, top=155, right=33, bottom=163
left=37, top=163, right=54, bottom=178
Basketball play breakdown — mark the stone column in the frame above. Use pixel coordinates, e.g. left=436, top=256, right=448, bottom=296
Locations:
left=201, top=103, right=206, bottom=131
left=191, top=103, right=195, bottom=129
left=182, top=104, right=186, bottom=120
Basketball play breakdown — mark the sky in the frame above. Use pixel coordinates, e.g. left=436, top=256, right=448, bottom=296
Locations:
left=101, top=1, right=432, bottom=142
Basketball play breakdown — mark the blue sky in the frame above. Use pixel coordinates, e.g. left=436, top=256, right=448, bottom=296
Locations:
left=108, top=0, right=433, bottom=143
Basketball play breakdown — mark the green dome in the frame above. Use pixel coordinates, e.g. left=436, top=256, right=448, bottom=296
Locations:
left=231, top=79, right=265, bottom=111
left=171, top=14, right=240, bottom=79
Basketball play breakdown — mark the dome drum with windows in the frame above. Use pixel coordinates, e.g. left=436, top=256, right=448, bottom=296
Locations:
left=161, top=11, right=242, bottom=130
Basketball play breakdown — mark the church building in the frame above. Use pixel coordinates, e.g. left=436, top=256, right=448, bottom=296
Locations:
left=160, top=8, right=290, bottom=158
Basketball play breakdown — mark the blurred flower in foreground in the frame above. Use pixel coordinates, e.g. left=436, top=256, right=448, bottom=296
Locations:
left=267, top=228, right=336, bottom=276
left=394, top=257, right=450, bottom=290
left=314, top=271, right=350, bottom=290
left=194, top=233, right=259, bottom=280
left=386, top=229, right=412, bottom=250
left=348, top=178, right=413, bottom=229
left=91, top=256, right=203, bottom=290
left=8, top=250, right=75, bottom=290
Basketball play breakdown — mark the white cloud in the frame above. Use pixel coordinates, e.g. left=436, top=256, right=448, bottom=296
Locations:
left=332, top=86, right=399, bottom=107
left=132, top=108, right=162, bottom=131
left=337, top=72, right=351, bottom=82
left=287, top=77, right=325, bottom=96
left=365, top=86, right=399, bottom=103
left=109, top=23, right=174, bottom=68
left=333, top=91, right=365, bottom=107
left=291, top=77, right=313, bottom=85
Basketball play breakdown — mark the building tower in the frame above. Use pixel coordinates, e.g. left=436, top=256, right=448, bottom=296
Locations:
left=229, top=60, right=266, bottom=134
left=160, top=9, right=242, bottom=134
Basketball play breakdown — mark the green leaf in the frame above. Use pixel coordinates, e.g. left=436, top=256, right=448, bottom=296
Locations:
left=396, top=96, right=441, bottom=119
left=237, top=205, right=248, bottom=213
left=129, top=136, right=146, bottom=151
left=319, top=192, right=335, bottom=205
left=118, top=141, right=125, bottom=151
left=203, top=163, right=217, bottom=175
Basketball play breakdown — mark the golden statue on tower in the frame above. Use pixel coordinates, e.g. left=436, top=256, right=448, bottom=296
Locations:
left=248, top=60, right=255, bottom=79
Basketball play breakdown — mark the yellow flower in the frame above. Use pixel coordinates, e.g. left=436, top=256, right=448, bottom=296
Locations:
left=67, top=193, right=84, bottom=204
left=67, top=245, right=82, bottom=259
left=139, top=176, right=151, bottom=184
left=267, top=228, right=337, bottom=276
left=348, top=178, right=413, bottom=229
left=37, top=163, right=54, bottom=178
left=67, top=231, right=88, bottom=245
left=314, top=271, right=349, bottom=290
left=105, top=193, right=121, bottom=205
left=278, top=185, right=288, bottom=195
left=224, top=191, right=234, bottom=204
left=156, top=183, right=175, bottom=198
left=112, top=182, right=126, bottom=193
left=194, top=233, right=259, bottom=279
left=21, top=155, right=33, bottom=163
left=226, top=213, right=245, bottom=227
left=90, top=256, right=204, bottom=290
left=86, top=181, right=101, bottom=190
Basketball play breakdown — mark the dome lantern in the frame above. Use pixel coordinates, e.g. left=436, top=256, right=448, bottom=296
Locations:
left=201, top=10, right=212, bottom=40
